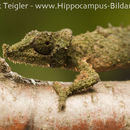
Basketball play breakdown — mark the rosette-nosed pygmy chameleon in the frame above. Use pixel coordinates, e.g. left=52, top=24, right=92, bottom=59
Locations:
left=2, top=26, right=130, bottom=111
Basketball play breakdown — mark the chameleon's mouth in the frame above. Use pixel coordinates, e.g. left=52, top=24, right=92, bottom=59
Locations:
left=2, top=43, right=10, bottom=58
left=2, top=43, right=51, bottom=67
left=2, top=43, right=25, bottom=64
left=2, top=43, right=20, bottom=63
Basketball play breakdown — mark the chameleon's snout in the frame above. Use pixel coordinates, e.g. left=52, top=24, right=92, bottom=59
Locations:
left=2, top=43, right=10, bottom=58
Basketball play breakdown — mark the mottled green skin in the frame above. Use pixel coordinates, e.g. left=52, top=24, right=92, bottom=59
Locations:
left=70, top=26, right=130, bottom=72
left=2, top=26, right=130, bottom=111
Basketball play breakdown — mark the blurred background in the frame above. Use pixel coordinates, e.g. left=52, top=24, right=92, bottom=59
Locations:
left=0, top=0, right=130, bottom=82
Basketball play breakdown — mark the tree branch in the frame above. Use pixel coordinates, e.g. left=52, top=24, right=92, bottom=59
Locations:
left=0, top=57, right=130, bottom=130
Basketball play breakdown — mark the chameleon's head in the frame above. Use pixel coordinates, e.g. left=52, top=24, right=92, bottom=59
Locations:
left=2, top=29, right=72, bottom=67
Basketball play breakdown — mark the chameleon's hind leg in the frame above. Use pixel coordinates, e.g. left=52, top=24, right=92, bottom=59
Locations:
left=53, top=59, right=100, bottom=111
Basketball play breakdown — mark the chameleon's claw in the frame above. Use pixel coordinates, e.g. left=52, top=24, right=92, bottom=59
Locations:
left=58, top=95, right=66, bottom=111
left=53, top=82, right=69, bottom=111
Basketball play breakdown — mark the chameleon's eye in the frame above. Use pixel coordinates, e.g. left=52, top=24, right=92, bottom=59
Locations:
left=45, top=41, right=50, bottom=45
left=33, top=41, right=54, bottom=55
left=32, top=33, right=54, bottom=55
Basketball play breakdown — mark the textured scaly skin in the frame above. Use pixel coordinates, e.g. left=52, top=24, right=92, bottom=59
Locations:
left=2, top=26, right=130, bottom=111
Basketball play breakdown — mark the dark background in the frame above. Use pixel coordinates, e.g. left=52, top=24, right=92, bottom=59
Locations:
left=0, top=0, right=130, bottom=82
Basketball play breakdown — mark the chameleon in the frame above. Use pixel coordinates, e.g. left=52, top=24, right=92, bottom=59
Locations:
left=2, top=26, right=130, bottom=111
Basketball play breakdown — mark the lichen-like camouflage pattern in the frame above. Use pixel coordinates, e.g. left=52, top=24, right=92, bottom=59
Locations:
left=2, top=26, right=130, bottom=111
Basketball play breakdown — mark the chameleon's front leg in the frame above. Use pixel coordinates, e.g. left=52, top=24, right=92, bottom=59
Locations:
left=53, top=59, right=100, bottom=111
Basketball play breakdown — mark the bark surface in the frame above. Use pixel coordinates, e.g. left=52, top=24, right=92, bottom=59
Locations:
left=0, top=57, right=130, bottom=130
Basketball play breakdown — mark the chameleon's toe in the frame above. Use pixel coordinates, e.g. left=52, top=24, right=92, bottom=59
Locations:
left=58, top=94, right=67, bottom=111
left=53, top=82, right=69, bottom=111
left=53, top=81, right=62, bottom=95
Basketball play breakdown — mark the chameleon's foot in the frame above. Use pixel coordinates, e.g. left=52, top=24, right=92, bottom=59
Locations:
left=53, top=82, right=70, bottom=111
left=58, top=93, right=67, bottom=111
